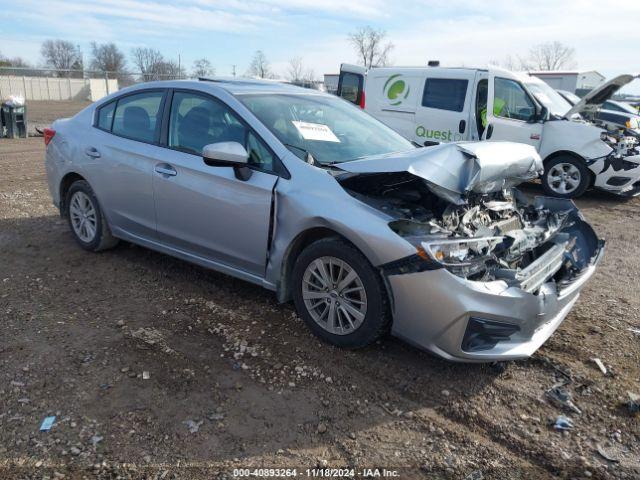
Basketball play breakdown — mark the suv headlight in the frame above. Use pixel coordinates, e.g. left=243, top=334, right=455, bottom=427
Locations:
left=419, top=236, right=504, bottom=267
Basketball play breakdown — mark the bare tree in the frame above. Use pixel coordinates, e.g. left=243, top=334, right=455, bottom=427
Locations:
left=348, top=26, right=394, bottom=68
left=153, top=60, right=185, bottom=80
left=41, top=39, right=83, bottom=76
left=287, top=56, right=304, bottom=83
left=90, top=42, right=126, bottom=73
left=0, top=52, right=31, bottom=69
left=247, top=50, right=271, bottom=78
left=302, top=67, right=316, bottom=85
left=286, top=57, right=316, bottom=87
left=527, top=41, right=576, bottom=70
left=489, top=54, right=530, bottom=71
left=131, top=47, right=164, bottom=80
left=192, top=58, right=214, bottom=78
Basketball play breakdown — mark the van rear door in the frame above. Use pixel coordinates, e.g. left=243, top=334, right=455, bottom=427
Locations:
left=365, top=70, right=420, bottom=140
left=414, top=69, right=474, bottom=146
left=337, top=64, right=366, bottom=108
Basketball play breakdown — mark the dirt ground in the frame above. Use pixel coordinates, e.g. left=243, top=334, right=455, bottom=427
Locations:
left=1, top=102, right=639, bottom=479
left=25, top=101, right=91, bottom=136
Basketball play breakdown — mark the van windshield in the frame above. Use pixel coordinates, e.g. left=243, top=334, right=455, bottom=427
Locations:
left=524, top=81, right=573, bottom=117
left=238, top=93, right=414, bottom=164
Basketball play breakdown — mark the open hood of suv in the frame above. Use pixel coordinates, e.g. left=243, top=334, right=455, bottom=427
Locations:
left=336, top=142, right=543, bottom=204
left=564, top=74, right=639, bottom=118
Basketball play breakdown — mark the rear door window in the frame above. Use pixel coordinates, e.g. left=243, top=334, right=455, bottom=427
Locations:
left=422, top=78, right=468, bottom=112
left=112, top=91, right=164, bottom=143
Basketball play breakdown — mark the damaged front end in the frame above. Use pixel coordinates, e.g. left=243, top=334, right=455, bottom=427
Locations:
left=592, top=131, right=640, bottom=196
left=335, top=142, right=604, bottom=360
left=341, top=171, right=600, bottom=293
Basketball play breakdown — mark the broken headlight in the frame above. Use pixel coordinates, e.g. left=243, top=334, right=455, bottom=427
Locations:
left=420, top=236, right=504, bottom=267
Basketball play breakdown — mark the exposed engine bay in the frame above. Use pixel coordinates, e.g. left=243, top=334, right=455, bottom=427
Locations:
left=338, top=170, right=600, bottom=293
left=600, top=129, right=640, bottom=158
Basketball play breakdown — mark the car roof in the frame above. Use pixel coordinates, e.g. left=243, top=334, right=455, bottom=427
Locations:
left=117, top=78, right=321, bottom=97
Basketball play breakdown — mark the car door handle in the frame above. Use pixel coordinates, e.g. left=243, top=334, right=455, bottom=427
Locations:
left=85, top=147, right=101, bottom=158
left=154, top=164, right=177, bottom=177
left=459, top=119, right=466, bottom=134
left=486, top=123, right=494, bottom=139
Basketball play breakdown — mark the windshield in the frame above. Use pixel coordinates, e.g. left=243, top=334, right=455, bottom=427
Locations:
left=606, top=100, right=638, bottom=114
left=238, top=93, right=414, bottom=164
left=559, top=90, right=581, bottom=105
left=524, top=81, right=573, bottom=117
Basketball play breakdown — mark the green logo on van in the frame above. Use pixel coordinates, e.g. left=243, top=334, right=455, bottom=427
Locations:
left=383, top=74, right=410, bottom=106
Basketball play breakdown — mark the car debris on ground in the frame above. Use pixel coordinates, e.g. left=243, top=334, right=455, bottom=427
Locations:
left=546, top=385, right=582, bottom=415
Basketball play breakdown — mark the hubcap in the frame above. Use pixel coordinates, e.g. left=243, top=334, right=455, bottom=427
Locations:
left=301, top=256, right=367, bottom=335
left=547, top=163, right=581, bottom=194
left=69, top=191, right=97, bottom=243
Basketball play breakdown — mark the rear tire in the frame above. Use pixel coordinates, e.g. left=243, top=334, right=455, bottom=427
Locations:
left=292, top=238, right=390, bottom=349
left=542, top=155, right=591, bottom=198
left=66, top=180, right=119, bottom=252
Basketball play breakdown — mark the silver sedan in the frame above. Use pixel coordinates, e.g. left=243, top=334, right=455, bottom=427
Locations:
left=44, top=79, right=604, bottom=362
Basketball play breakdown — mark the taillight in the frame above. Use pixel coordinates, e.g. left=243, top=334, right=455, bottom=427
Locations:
left=359, top=90, right=366, bottom=109
left=43, top=128, right=56, bottom=146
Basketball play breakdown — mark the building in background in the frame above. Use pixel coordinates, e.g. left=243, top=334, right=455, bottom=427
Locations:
left=529, top=70, right=605, bottom=97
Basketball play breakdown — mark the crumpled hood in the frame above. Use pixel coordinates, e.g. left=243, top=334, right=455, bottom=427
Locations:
left=565, top=74, right=639, bottom=119
left=336, top=141, right=543, bottom=204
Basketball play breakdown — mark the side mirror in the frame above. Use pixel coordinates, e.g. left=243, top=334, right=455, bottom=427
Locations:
left=537, top=105, right=549, bottom=122
left=202, top=142, right=252, bottom=181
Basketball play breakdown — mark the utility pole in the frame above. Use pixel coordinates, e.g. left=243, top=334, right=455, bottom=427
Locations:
left=231, top=65, right=236, bottom=77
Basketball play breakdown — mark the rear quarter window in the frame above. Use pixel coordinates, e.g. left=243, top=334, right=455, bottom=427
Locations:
left=96, top=101, right=115, bottom=131
left=422, top=78, right=468, bottom=112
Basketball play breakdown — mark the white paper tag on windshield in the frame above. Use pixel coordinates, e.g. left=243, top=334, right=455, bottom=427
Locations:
left=292, top=121, right=340, bottom=142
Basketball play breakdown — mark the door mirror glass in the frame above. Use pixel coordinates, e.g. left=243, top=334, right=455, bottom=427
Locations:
left=203, top=142, right=249, bottom=165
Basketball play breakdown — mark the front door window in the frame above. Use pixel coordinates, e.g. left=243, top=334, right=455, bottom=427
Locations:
left=167, top=91, right=276, bottom=172
left=493, top=78, right=536, bottom=122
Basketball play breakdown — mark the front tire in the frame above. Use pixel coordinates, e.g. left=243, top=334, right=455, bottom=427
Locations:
left=66, top=180, right=118, bottom=252
left=542, top=155, right=591, bottom=198
left=292, top=238, right=390, bottom=349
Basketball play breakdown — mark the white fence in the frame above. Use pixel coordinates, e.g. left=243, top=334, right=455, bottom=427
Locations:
left=0, top=76, right=118, bottom=102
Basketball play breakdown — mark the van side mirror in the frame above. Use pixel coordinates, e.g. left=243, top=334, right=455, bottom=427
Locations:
left=202, top=142, right=252, bottom=181
left=537, top=105, right=549, bottom=122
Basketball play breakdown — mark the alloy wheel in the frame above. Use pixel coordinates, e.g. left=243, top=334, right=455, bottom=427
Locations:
left=69, top=191, right=97, bottom=243
left=547, top=162, right=581, bottom=194
left=301, top=256, right=367, bottom=335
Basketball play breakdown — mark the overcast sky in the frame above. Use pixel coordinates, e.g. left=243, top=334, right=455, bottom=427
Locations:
left=1, top=0, right=639, bottom=93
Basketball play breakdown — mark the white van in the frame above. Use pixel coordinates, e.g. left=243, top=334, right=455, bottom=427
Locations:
left=337, top=64, right=640, bottom=198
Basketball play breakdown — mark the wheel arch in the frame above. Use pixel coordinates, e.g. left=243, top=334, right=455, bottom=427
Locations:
left=59, top=172, right=87, bottom=216
left=543, top=150, right=595, bottom=186
left=276, top=227, right=393, bottom=310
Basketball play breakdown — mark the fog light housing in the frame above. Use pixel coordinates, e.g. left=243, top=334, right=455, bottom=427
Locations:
left=606, top=176, right=631, bottom=186
left=461, top=317, right=520, bottom=352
